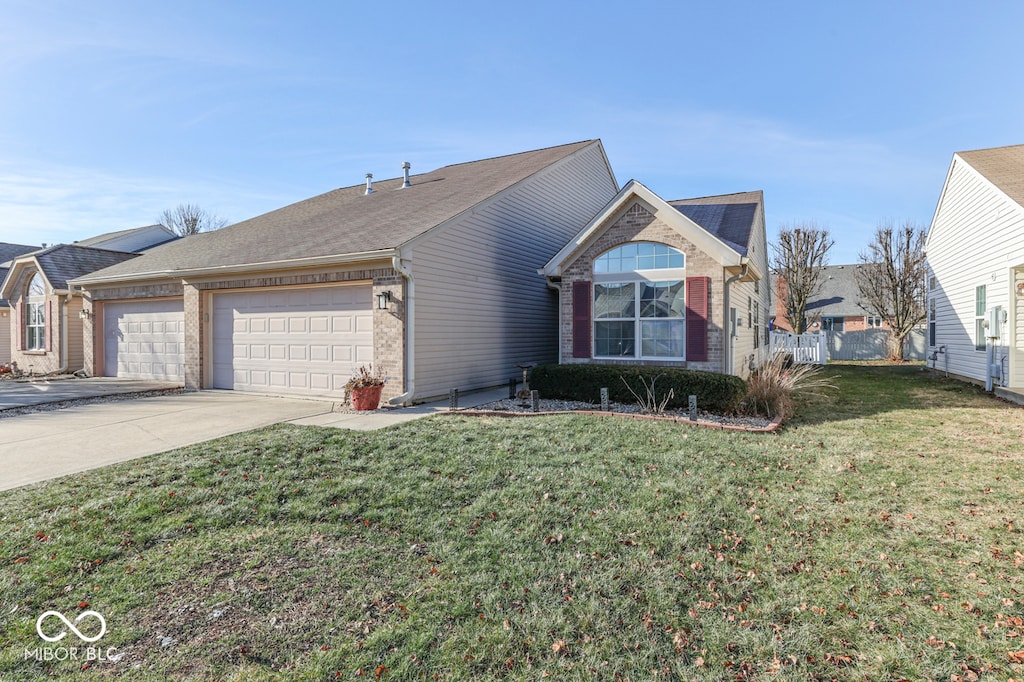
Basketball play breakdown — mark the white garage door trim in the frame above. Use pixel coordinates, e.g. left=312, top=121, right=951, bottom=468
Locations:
left=103, top=299, right=185, bottom=381
left=211, top=284, right=373, bottom=397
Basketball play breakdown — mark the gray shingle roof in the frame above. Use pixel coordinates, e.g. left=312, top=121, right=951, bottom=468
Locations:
left=668, top=191, right=763, bottom=256
left=34, top=245, right=140, bottom=290
left=957, top=144, right=1024, bottom=209
left=770, top=264, right=869, bottom=318
left=75, top=141, right=600, bottom=283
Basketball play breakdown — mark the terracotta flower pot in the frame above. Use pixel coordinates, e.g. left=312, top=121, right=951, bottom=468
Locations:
left=351, top=384, right=384, bottom=411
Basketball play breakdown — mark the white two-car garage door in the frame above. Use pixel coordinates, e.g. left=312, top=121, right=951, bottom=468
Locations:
left=211, top=285, right=373, bottom=397
left=103, top=299, right=185, bottom=381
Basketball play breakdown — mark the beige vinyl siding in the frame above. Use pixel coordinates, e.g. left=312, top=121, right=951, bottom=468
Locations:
left=926, top=158, right=1024, bottom=383
left=409, top=143, right=618, bottom=399
left=66, top=297, right=85, bottom=371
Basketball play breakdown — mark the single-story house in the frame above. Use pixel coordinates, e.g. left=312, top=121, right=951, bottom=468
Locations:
left=0, top=225, right=177, bottom=374
left=1, top=241, right=43, bottom=365
left=541, top=181, right=769, bottom=378
left=71, top=141, right=619, bottom=403
left=771, top=264, right=887, bottom=333
left=925, top=143, right=1024, bottom=402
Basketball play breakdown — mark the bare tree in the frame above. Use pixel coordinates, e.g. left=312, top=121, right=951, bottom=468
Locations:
left=855, top=221, right=928, bottom=361
left=158, top=203, right=229, bottom=236
left=771, top=222, right=834, bottom=334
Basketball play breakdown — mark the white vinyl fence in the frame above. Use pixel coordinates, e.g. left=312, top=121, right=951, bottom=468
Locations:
left=768, top=331, right=827, bottom=365
left=827, top=328, right=927, bottom=361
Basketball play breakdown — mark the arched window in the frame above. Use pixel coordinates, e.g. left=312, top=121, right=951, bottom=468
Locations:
left=592, top=243, right=686, bottom=359
left=26, top=273, right=46, bottom=351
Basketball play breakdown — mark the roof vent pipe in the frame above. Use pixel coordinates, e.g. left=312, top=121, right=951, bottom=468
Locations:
left=364, top=173, right=374, bottom=195
left=401, top=161, right=411, bottom=188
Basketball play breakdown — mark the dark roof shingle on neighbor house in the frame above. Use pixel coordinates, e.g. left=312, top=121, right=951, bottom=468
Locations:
left=74, top=141, right=602, bottom=283
left=33, top=245, right=140, bottom=290
left=669, top=191, right=763, bottom=256
left=957, top=144, right=1024, bottom=209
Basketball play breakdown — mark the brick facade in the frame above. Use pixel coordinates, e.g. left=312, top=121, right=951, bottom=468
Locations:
left=559, top=201, right=726, bottom=373
left=83, top=266, right=408, bottom=402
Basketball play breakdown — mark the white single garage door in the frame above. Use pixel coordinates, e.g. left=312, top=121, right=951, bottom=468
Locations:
left=211, top=285, right=373, bottom=397
left=103, top=299, right=185, bottom=381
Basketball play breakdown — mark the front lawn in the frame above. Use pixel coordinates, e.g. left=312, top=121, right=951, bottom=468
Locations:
left=1, top=365, right=1022, bottom=680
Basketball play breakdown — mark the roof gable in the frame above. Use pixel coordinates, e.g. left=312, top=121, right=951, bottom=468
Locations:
left=0, top=245, right=139, bottom=298
left=74, top=141, right=604, bottom=284
left=956, top=144, right=1024, bottom=209
left=543, top=181, right=759, bottom=277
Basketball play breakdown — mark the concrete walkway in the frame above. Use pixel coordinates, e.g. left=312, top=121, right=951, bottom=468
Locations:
left=0, top=386, right=509, bottom=491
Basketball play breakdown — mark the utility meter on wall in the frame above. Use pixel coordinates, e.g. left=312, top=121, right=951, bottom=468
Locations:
left=986, top=306, right=1005, bottom=339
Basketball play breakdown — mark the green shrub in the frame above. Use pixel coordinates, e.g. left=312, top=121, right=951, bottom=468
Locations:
left=530, top=363, right=746, bottom=413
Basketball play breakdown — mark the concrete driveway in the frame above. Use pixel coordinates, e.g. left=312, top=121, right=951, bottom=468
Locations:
left=0, top=377, right=182, bottom=410
left=0, top=391, right=333, bottom=491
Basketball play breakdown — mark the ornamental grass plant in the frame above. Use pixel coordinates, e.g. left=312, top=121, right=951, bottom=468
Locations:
left=742, top=351, right=837, bottom=418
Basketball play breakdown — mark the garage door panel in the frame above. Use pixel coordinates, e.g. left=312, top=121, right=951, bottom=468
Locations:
left=212, top=285, right=373, bottom=397
left=103, top=299, right=185, bottom=381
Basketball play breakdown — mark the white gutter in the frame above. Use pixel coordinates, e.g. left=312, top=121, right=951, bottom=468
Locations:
left=69, top=249, right=399, bottom=287
left=388, top=254, right=415, bottom=406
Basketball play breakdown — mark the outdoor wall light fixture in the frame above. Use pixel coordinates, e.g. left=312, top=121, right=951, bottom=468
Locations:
left=78, top=309, right=92, bottom=320
left=376, top=291, right=392, bottom=310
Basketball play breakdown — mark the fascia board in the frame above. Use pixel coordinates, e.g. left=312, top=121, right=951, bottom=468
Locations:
left=69, top=249, right=399, bottom=287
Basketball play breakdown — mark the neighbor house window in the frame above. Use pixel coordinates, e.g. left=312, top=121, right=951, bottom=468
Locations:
left=867, top=316, right=883, bottom=328
left=928, top=299, right=936, bottom=346
left=26, top=273, right=45, bottom=351
left=593, top=243, right=686, bottom=359
left=975, top=285, right=986, bottom=350
left=753, top=301, right=760, bottom=349
left=820, top=317, right=843, bottom=332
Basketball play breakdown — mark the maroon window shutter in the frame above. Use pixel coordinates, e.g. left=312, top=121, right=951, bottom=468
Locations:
left=572, top=280, right=592, bottom=359
left=685, top=276, right=709, bottom=362
left=15, top=301, right=23, bottom=351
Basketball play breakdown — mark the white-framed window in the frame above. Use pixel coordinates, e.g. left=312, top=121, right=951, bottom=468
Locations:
left=26, top=273, right=46, bottom=351
left=975, top=285, right=986, bottom=351
left=867, top=315, right=883, bottom=328
left=928, top=299, right=936, bottom=346
left=593, top=243, right=686, bottom=359
left=820, top=316, right=844, bottom=332
left=753, top=300, right=760, bottom=349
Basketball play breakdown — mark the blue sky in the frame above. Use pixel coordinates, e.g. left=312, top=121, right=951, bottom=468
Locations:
left=1, top=0, right=1022, bottom=264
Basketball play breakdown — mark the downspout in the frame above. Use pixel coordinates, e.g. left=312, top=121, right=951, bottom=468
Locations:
left=388, top=254, right=415, bottom=406
left=545, top=277, right=562, bottom=364
left=723, top=264, right=749, bottom=376
left=57, top=295, right=69, bottom=373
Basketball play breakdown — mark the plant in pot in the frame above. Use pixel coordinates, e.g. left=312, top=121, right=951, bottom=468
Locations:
left=345, top=364, right=388, bottom=411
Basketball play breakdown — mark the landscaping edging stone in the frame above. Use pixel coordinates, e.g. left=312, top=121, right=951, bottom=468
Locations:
left=449, top=408, right=784, bottom=433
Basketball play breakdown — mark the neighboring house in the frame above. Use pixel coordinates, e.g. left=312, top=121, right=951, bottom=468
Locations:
left=771, top=265, right=886, bottom=333
left=71, top=141, right=619, bottom=403
left=541, top=181, right=769, bottom=378
left=925, top=143, right=1024, bottom=402
left=0, top=242, right=43, bottom=365
left=0, top=225, right=177, bottom=375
